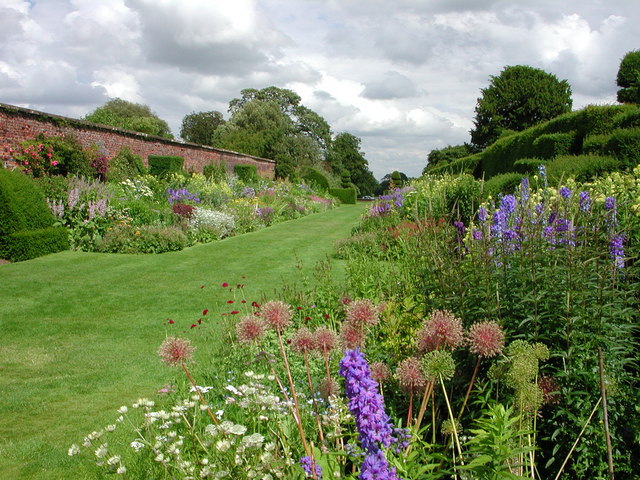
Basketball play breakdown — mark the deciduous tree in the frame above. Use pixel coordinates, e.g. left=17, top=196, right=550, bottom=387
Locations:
left=84, top=98, right=173, bottom=138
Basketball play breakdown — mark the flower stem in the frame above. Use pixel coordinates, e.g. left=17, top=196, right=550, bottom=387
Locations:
left=304, top=353, right=325, bottom=445
left=440, top=374, right=464, bottom=465
left=181, top=362, right=218, bottom=424
left=457, top=357, right=480, bottom=421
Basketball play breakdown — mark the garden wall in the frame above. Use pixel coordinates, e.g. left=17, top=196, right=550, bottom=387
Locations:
left=0, top=103, right=275, bottom=178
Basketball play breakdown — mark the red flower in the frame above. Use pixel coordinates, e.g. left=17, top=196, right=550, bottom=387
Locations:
left=202, top=309, right=208, bottom=316
left=251, top=301, right=260, bottom=308
left=197, top=319, right=202, bottom=325
left=417, top=310, right=465, bottom=352
left=297, top=306, right=303, bottom=311
left=227, top=300, right=234, bottom=304
left=396, top=357, right=427, bottom=390
left=230, top=310, right=239, bottom=315
left=313, top=327, right=338, bottom=353
left=200, top=285, right=205, bottom=289
left=168, top=319, right=175, bottom=324
left=305, top=316, right=311, bottom=321
left=241, top=300, right=246, bottom=304
left=190, top=323, right=197, bottom=329
left=291, top=327, right=316, bottom=354
left=323, top=313, right=329, bottom=320
left=345, top=299, right=380, bottom=326
left=467, top=321, right=505, bottom=358
left=222, top=282, right=229, bottom=287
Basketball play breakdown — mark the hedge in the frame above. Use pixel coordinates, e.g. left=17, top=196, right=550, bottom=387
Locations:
left=483, top=173, right=524, bottom=199
left=513, top=158, right=545, bottom=175
left=533, top=132, right=575, bottom=159
left=429, top=153, right=482, bottom=176
left=301, top=167, right=330, bottom=191
left=233, top=164, right=259, bottom=184
left=329, top=187, right=357, bottom=204
left=0, top=226, right=69, bottom=262
left=604, top=128, right=640, bottom=167
left=148, top=155, right=184, bottom=177
left=203, top=162, right=227, bottom=182
left=546, top=155, right=621, bottom=183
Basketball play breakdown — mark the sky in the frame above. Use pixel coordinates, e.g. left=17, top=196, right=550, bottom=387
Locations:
left=0, top=0, right=638, bottom=179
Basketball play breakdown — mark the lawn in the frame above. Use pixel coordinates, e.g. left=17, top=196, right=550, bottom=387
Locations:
left=0, top=204, right=365, bottom=480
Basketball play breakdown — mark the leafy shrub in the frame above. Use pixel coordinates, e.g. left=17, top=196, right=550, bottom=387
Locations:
left=404, top=174, right=481, bottom=221
left=233, top=164, right=259, bottom=184
left=340, top=170, right=352, bottom=188
left=483, top=172, right=524, bottom=198
left=546, top=155, right=621, bottom=183
left=301, top=166, right=330, bottom=191
left=429, top=153, right=481, bottom=176
left=443, top=173, right=483, bottom=220
left=611, top=107, right=640, bottom=129
left=533, top=132, right=575, bottom=159
left=329, top=187, right=357, bottom=204
left=107, top=147, right=146, bottom=182
left=582, top=134, right=610, bottom=155
left=148, top=155, right=184, bottom=177
left=12, top=133, right=92, bottom=178
left=604, top=127, right=640, bottom=167
left=116, top=198, right=173, bottom=227
left=203, top=161, right=227, bottom=182
left=513, top=158, right=545, bottom=174
left=0, top=226, right=69, bottom=262
left=97, top=225, right=186, bottom=253
left=172, top=203, right=194, bottom=220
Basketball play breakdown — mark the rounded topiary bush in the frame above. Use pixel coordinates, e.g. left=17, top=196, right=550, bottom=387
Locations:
left=301, top=167, right=330, bottom=191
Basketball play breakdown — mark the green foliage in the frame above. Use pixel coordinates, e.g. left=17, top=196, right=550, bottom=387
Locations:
left=470, top=65, right=572, bottom=149
left=84, top=98, right=173, bottom=138
left=483, top=172, right=525, bottom=198
left=233, top=164, right=259, bottom=184
left=301, top=166, right=330, bottom=191
left=604, top=127, right=640, bottom=167
left=0, top=226, right=69, bottom=262
left=329, top=187, right=357, bottom=204
left=404, top=174, right=482, bottom=221
left=97, top=225, right=187, bottom=253
left=513, top=158, right=544, bottom=175
left=546, top=155, right=621, bottom=183
left=581, top=134, right=609, bottom=155
left=107, top=147, right=146, bottom=182
left=13, top=133, right=93, bottom=178
left=340, top=169, right=352, bottom=188
left=118, top=198, right=173, bottom=227
left=202, top=161, right=227, bottom=182
left=428, top=153, right=482, bottom=176
left=424, top=144, right=474, bottom=173
left=532, top=132, right=576, bottom=159
left=179, top=110, right=225, bottom=145
left=148, top=155, right=184, bottom=177
left=616, top=50, right=640, bottom=104
left=327, top=132, right=379, bottom=195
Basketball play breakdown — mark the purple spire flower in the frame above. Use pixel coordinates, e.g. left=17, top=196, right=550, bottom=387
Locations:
left=579, top=191, right=591, bottom=212
left=609, top=234, right=625, bottom=270
left=300, top=456, right=323, bottom=479
left=559, top=187, right=571, bottom=199
left=359, top=450, right=400, bottom=480
left=477, top=207, right=487, bottom=223
left=538, top=164, right=547, bottom=186
left=500, top=195, right=517, bottom=217
left=604, top=197, right=616, bottom=211
left=519, top=177, right=530, bottom=203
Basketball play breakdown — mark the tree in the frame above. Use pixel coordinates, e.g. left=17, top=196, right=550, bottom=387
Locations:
left=327, top=132, right=379, bottom=196
left=180, top=111, right=225, bottom=145
left=84, top=98, right=173, bottom=138
left=376, top=171, right=408, bottom=195
left=617, top=50, right=640, bottom=104
left=470, top=66, right=572, bottom=150
left=423, top=144, right=474, bottom=174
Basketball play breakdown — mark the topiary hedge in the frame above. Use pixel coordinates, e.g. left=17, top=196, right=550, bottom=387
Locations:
left=483, top=172, right=524, bottom=199
left=513, top=158, right=545, bottom=174
left=533, top=132, right=575, bottom=159
left=329, top=187, right=357, bottom=204
left=0, top=169, right=69, bottom=261
left=148, top=155, right=184, bottom=177
left=233, top=164, right=259, bottom=184
left=604, top=128, right=640, bottom=167
left=301, top=167, right=330, bottom=191
left=546, top=154, right=621, bottom=183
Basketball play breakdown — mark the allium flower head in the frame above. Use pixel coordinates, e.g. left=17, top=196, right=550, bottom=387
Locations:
left=467, top=321, right=505, bottom=358
left=421, top=349, right=456, bottom=380
left=157, top=336, right=195, bottom=367
left=417, top=310, right=465, bottom=352
left=235, top=315, right=265, bottom=344
left=370, top=361, right=391, bottom=384
left=396, top=357, right=427, bottom=391
left=291, top=327, right=316, bottom=354
left=345, top=299, right=380, bottom=326
left=340, top=321, right=366, bottom=350
left=318, top=377, right=340, bottom=400
left=261, top=300, right=293, bottom=332
left=538, top=375, right=561, bottom=405
left=313, top=327, right=338, bottom=353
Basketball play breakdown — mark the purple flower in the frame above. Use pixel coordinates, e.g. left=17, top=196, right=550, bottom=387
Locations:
left=538, top=164, right=547, bottom=185
left=609, top=234, right=624, bottom=270
left=579, top=191, right=591, bottom=212
left=559, top=187, right=571, bottom=199
left=500, top=195, right=517, bottom=217
left=453, top=221, right=466, bottom=237
left=300, top=456, right=323, bottom=479
left=604, top=197, right=616, bottom=211
left=472, top=229, right=483, bottom=240
left=519, top=177, right=530, bottom=203
left=477, top=207, right=487, bottom=223
left=359, top=450, right=400, bottom=480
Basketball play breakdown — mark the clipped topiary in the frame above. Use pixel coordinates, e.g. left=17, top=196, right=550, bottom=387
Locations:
left=546, top=155, right=621, bottom=183
left=483, top=172, right=525, bottom=199
left=148, top=155, right=184, bottom=177
left=329, top=187, right=357, bottom=204
left=108, top=147, right=146, bottom=182
left=301, top=166, right=330, bottom=191
left=533, top=132, right=575, bottom=159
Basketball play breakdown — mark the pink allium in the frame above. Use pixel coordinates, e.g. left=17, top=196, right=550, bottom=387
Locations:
left=313, top=327, right=338, bottom=353
left=370, top=361, right=391, bottom=384
left=538, top=375, right=561, bottom=405
left=236, top=315, right=266, bottom=344
left=467, top=320, right=505, bottom=358
left=339, top=321, right=366, bottom=350
left=261, top=300, right=293, bottom=332
left=340, top=295, right=352, bottom=305
left=291, top=327, right=316, bottom=354
left=158, top=336, right=195, bottom=367
left=396, top=357, right=427, bottom=391
left=345, top=299, right=380, bottom=326
left=417, top=310, right=465, bottom=352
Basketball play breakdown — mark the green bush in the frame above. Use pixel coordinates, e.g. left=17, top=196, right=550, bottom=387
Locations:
left=118, top=198, right=173, bottom=227
left=0, top=226, right=69, bottom=262
left=148, top=155, right=184, bottom=177
left=13, top=133, right=92, bottom=178
left=301, top=167, right=330, bottom=191
left=340, top=170, right=352, bottom=188
left=203, top=162, right=227, bottom=182
left=582, top=134, right=610, bottom=155
left=429, top=153, right=481, bottom=176
left=233, top=164, right=259, bottom=184
left=604, top=127, right=640, bottom=167
left=611, top=107, right=640, bottom=129
left=97, top=225, right=187, bottom=254
left=329, top=187, right=357, bottom=204
left=533, top=132, right=575, bottom=159
left=513, top=158, right=545, bottom=174
left=546, top=154, right=621, bottom=183
left=444, top=174, right=482, bottom=220
left=108, top=147, right=146, bottom=181
left=483, top=172, right=524, bottom=198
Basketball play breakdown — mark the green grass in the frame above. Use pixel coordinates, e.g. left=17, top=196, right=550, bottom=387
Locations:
left=0, top=205, right=365, bottom=479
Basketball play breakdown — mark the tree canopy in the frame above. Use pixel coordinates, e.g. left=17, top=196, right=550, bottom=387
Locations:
left=423, top=144, right=474, bottom=174
left=84, top=98, right=173, bottom=138
left=617, top=50, right=640, bottom=104
left=327, top=132, right=378, bottom=196
left=470, top=65, right=572, bottom=150
left=179, top=111, right=225, bottom=145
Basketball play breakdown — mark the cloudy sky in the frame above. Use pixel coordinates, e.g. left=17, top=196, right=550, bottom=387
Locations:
left=1, top=0, right=638, bottom=178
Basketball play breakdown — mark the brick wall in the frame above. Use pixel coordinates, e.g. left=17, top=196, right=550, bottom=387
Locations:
left=0, top=103, right=275, bottom=177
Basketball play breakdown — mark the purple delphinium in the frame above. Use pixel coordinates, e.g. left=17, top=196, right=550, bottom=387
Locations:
left=500, top=194, right=517, bottom=218
left=579, top=191, right=591, bottom=212
left=604, top=196, right=616, bottom=211
left=609, top=234, right=625, bottom=270
left=559, top=187, right=571, bottom=199
left=359, top=450, right=400, bottom=480
left=477, top=206, right=488, bottom=223
left=538, top=164, right=547, bottom=186
left=604, top=196, right=617, bottom=229
left=472, top=229, right=483, bottom=240
left=300, top=456, right=323, bottom=479
left=166, top=187, right=200, bottom=205
left=241, top=186, right=256, bottom=198
left=519, top=177, right=530, bottom=204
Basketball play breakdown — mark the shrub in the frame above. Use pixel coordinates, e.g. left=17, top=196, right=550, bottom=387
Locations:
left=172, top=203, right=194, bottom=220
left=340, top=170, right=352, bottom=188
left=329, top=187, right=357, bottom=204
left=444, top=173, right=483, bottom=220
left=301, top=167, right=330, bottom=191
left=429, top=153, right=481, bottom=176
left=533, top=132, right=575, bottom=159
left=189, top=208, right=235, bottom=240
left=604, top=127, right=640, bottom=167
left=12, top=133, right=92, bottom=178
left=611, top=107, right=640, bottom=129
left=513, top=158, right=545, bottom=174
left=97, top=225, right=186, bottom=253
left=582, top=134, right=610, bottom=155
left=107, top=147, right=146, bottom=182
left=546, top=154, right=621, bottom=183
left=0, top=226, right=69, bottom=262
left=483, top=172, right=524, bottom=198
left=148, top=155, right=184, bottom=177
left=233, top=164, right=259, bottom=184
left=118, top=198, right=173, bottom=227
left=203, top=161, right=227, bottom=182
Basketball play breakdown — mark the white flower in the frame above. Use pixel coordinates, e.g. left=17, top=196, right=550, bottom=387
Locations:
left=117, top=406, right=128, bottom=414
left=67, top=444, right=80, bottom=456
left=229, top=424, right=247, bottom=436
left=215, top=409, right=224, bottom=419
left=130, top=441, right=145, bottom=452
left=116, top=466, right=126, bottom=474
left=107, top=455, right=121, bottom=466
left=216, top=440, right=231, bottom=452
left=94, top=444, right=108, bottom=459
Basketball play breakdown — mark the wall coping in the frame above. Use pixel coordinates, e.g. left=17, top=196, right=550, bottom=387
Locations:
left=0, top=102, right=275, bottom=164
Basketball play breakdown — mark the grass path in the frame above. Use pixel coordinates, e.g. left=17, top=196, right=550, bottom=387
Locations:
left=0, top=204, right=365, bottom=479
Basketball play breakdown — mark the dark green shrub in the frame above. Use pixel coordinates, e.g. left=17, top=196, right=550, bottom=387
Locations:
left=203, top=161, right=227, bottom=182
left=329, top=187, right=357, bottom=204
left=0, top=226, right=69, bottom=262
left=604, top=128, right=640, bottom=167
left=33, top=175, right=69, bottom=204
left=301, top=167, right=330, bottom=191
left=611, top=107, right=640, bottom=129
left=533, top=132, right=575, bottom=159
left=582, top=134, right=610, bottom=155
left=483, top=172, right=524, bottom=199
left=444, top=174, right=482, bottom=221
left=148, top=155, right=184, bottom=177
left=390, top=171, right=403, bottom=188
left=340, top=170, right=352, bottom=188
left=546, top=154, right=621, bottom=183
left=513, top=158, right=545, bottom=174
left=108, top=147, right=146, bottom=181
left=13, top=134, right=92, bottom=178
left=233, top=164, right=259, bottom=184
left=97, top=225, right=186, bottom=254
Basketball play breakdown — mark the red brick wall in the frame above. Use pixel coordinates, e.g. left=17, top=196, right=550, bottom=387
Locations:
left=0, top=103, right=275, bottom=177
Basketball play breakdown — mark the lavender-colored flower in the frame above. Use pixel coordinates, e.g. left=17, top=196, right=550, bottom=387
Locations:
left=300, top=456, right=323, bottom=479
left=609, top=234, right=625, bottom=270
left=500, top=195, right=517, bottom=217
left=519, top=177, right=530, bottom=203
left=579, top=191, right=591, bottom=212
left=538, top=164, right=547, bottom=185
left=359, top=450, right=400, bottom=480
left=477, top=207, right=488, bottom=223
left=453, top=221, right=465, bottom=237
left=241, top=186, right=256, bottom=198
left=339, top=349, right=397, bottom=452
left=472, top=229, right=483, bottom=240
left=604, top=196, right=616, bottom=211
left=68, top=187, right=80, bottom=210
left=559, top=187, right=571, bottom=199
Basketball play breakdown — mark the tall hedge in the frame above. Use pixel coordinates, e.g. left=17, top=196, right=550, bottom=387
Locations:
left=233, top=164, right=259, bottom=183
left=148, top=155, right=184, bottom=177
left=0, top=169, right=69, bottom=261
left=329, top=187, right=357, bottom=204
left=532, top=132, right=575, bottom=159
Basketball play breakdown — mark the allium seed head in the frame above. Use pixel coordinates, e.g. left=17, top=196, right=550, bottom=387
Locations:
left=340, top=321, right=366, bottom=350
left=370, top=361, right=391, bottom=384
left=467, top=321, right=505, bottom=358
left=421, top=350, right=456, bottom=380
left=313, top=327, right=338, bottom=353
left=318, top=377, right=340, bottom=401
left=261, top=300, right=293, bottom=332
left=417, top=310, right=465, bottom=352
left=345, top=299, right=380, bottom=326
left=235, top=315, right=265, bottom=344
left=291, top=327, right=316, bottom=354
left=396, top=357, right=427, bottom=391
left=157, top=336, right=195, bottom=367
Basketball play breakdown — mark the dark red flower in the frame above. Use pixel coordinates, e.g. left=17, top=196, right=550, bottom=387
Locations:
left=305, top=316, right=311, bottom=321
left=200, top=285, right=205, bottom=289
left=227, top=300, right=234, bottom=304
left=222, top=282, right=229, bottom=287
left=252, top=301, right=260, bottom=308
left=230, top=310, right=239, bottom=315
left=190, top=323, right=197, bottom=329
left=297, top=306, right=303, bottom=310
left=323, top=313, right=329, bottom=320
left=168, top=319, right=175, bottom=324
left=197, top=319, right=202, bottom=324
left=202, top=309, right=208, bottom=316
left=241, top=300, right=246, bottom=304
